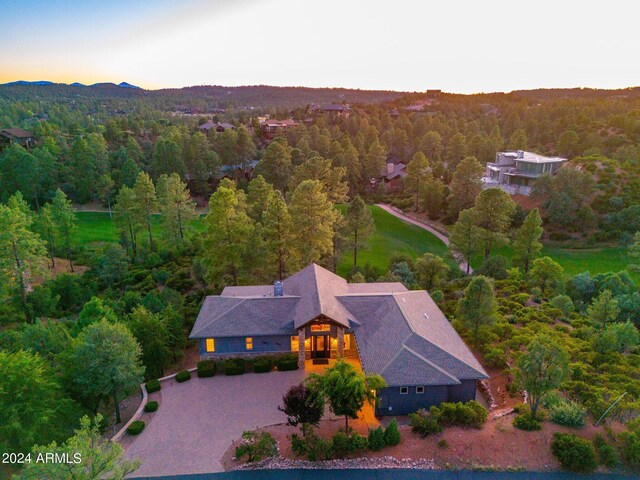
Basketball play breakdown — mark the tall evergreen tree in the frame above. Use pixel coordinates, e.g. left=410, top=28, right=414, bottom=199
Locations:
left=344, top=196, right=375, bottom=269
left=457, top=275, right=498, bottom=338
left=473, top=187, right=516, bottom=260
left=132, top=172, right=157, bottom=250
left=51, top=189, right=77, bottom=272
left=446, top=156, right=484, bottom=220
left=156, top=173, right=196, bottom=241
left=513, top=208, right=543, bottom=273
left=263, top=191, right=294, bottom=280
left=405, top=152, right=432, bottom=211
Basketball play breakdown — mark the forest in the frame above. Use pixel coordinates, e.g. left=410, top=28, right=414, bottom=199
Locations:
left=2, top=83, right=640, bottom=475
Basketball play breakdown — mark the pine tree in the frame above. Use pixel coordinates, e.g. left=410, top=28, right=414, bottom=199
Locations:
left=247, top=175, right=275, bottom=223
left=446, top=156, right=484, bottom=220
left=132, top=172, right=157, bottom=250
left=156, top=173, right=197, bottom=241
left=513, top=208, right=543, bottom=273
left=449, top=208, right=481, bottom=275
left=405, top=152, right=432, bottom=211
left=263, top=191, right=294, bottom=280
left=51, top=189, right=77, bottom=272
left=457, top=275, right=498, bottom=337
left=474, top=188, right=516, bottom=260
left=114, top=186, right=139, bottom=257
left=344, top=196, right=375, bottom=269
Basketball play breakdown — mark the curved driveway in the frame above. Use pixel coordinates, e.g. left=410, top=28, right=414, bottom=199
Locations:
left=124, top=370, right=306, bottom=477
left=375, top=204, right=473, bottom=274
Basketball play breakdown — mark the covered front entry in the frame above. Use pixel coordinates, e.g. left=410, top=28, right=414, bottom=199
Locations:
left=312, top=335, right=330, bottom=358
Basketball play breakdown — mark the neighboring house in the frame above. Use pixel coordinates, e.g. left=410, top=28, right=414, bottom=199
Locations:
left=259, top=119, right=299, bottom=139
left=369, top=157, right=407, bottom=191
left=198, top=121, right=234, bottom=133
left=483, top=150, right=567, bottom=195
left=0, top=128, right=35, bottom=150
left=309, top=103, right=351, bottom=119
left=214, top=160, right=259, bottom=182
left=189, top=263, right=487, bottom=416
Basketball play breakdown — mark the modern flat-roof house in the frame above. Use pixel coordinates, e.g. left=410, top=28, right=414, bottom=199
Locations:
left=0, top=128, right=35, bottom=150
left=483, top=150, right=567, bottom=195
left=189, top=264, right=487, bottom=416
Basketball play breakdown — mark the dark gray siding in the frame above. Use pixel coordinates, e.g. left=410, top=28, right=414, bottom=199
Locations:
left=375, top=380, right=478, bottom=416
left=376, top=385, right=448, bottom=416
left=447, top=379, right=477, bottom=403
left=198, top=335, right=292, bottom=357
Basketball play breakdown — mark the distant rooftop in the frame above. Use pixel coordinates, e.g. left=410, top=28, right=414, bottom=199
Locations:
left=500, top=150, right=567, bottom=164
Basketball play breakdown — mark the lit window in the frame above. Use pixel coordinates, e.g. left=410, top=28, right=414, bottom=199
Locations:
left=400, top=387, right=409, bottom=395
left=310, top=324, right=331, bottom=332
left=205, top=338, right=215, bottom=352
left=416, top=386, right=425, bottom=394
left=344, top=334, right=351, bottom=350
left=291, top=335, right=299, bottom=352
left=246, top=337, right=253, bottom=350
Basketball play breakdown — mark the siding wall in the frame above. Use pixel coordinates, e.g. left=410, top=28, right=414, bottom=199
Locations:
left=375, top=381, right=477, bottom=416
left=198, top=335, right=293, bottom=358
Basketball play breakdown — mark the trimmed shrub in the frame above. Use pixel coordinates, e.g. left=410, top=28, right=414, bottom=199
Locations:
left=409, top=409, right=443, bottom=437
left=384, top=418, right=401, bottom=446
left=350, top=432, right=368, bottom=451
left=331, top=430, right=353, bottom=458
left=276, top=354, right=299, bottom=371
left=146, top=379, right=161, bottom=393
left=433, top=401, right=487, bottom=429
left=175, top=370, right=192, bottom=383
left=235, top=431, right=278, bottom=463
left=224, top=358, right=246, bottom=376
left=513, top=412, right=541, bottom=431
left=594, top=434, right=621, bottom=468
left=197, top=360, right=216, bottom=378
left=253, top=357, right=273, bottom=373
left=549, top=400, right=587, bottom=428
left=144, top=400, right=158, bottom=413
left=551, top=433, right=597, bottom=473
left=127, top=420, right=145, bottom=435
left=368, top=426, right=386, bottom=451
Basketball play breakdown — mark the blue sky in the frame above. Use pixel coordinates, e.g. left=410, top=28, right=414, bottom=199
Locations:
left=1, top=0, right=639, bottom=93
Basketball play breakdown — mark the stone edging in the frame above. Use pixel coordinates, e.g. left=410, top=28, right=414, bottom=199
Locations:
left=111, top=367, right=197, bottom=442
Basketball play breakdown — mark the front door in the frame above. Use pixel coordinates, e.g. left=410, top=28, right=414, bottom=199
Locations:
left=313, top=335, right=329, bottom=358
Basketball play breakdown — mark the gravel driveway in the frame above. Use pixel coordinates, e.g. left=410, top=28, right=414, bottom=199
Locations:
left=124, top=370, right=306, bottom=477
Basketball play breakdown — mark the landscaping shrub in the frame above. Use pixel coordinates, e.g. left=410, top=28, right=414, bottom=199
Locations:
left=146, top=379, right=161, bottom=393
left=368, top=426, right=386, bottom=451
left=594, top=434, right=621, bottom=467
left=295, top=429, right=334, bottom=461
left=331, top=430, right=353, bottom=458
left=619, top=429, right=640, bottom=467
left=144, top=400, right=158, bottom=413
left=513, top=412, right=541, bottom=431
left=437, top=439, right=448, bottom=449
left=549, top=400, right=587, bottom=428
left=350, top=432, right=368, bottom=451
left=384, top=418, right=401, bottom=446
left=291, top=433, right=306, bottom=456
left=175, top=370, right=191, bottom=383
left=253, top=356, right=273, bottom=373
left=409, top=409, right=442, bottom=437
left=224, top=358, right=246, bottom=376
left=127, top=420, right=145, bottom=435
left=235, top=431, right=278, bottom=463
left=276, top=354, right=299, bottom=371
left=551, top=433, right=597, bottom=473
left=433, top=401, right=487, bottom=429
left=196, top=359, right=216, bottom=378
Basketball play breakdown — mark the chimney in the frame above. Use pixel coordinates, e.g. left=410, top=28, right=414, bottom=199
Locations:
left=274, top=281, right=283, bottom=297
left=517, top=150, right=524, bottom=159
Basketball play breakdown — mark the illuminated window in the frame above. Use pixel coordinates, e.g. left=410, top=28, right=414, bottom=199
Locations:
left=400, top=387, right=409, bottom=395
left=291, top=335, right=299, bottom=352
left=344, top=334, right=351, bottom=350
left=205, top=338, right=215, bottom=352
left=416, top=386, right=425, bottom=394
left=245, top=337, right=253, bottom=350
left=310, top=324, right=331, bottom=332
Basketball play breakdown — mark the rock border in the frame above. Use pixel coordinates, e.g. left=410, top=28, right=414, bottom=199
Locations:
left=234, top=455, right=436, bottom=471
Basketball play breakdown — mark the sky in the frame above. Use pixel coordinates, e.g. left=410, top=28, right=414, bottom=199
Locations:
left=1, top=0, right=639, bottom=93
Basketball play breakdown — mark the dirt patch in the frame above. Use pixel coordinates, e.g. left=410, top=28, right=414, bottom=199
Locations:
left=225, top=417, right=626, bottom=472
left=511, top=194, right=542, bottom=211
left=164, top=343, right=200, bottom=375
left=32, top=258, right=88, bottom=285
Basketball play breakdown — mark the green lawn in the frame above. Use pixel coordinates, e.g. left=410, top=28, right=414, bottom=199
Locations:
left=336, top=205, right=448, bottom=276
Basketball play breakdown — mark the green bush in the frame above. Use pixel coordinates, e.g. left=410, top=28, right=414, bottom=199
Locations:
left=331, top=430, right=353, bottom=458
left=350, top=432, right=368, bottom=451
left=368, top=426, right=386, bottom=451
left=434, top=401, right=487, bottom=429
left=224, top=358, right=246, bottom=376
left=235, top=431, right=278, bottom=463
left=594, top=434, right=621, bottom=468
left=175, top=370, right=191, bottom=383
left=384, top=418, right=401, bottom=446
left=197, top=360, right=216, bottom=378
left=144, top=400, right=158, bottom=412
left=619, top=429, right=640, bottom=467
left=409, top=409, right=443, bottom=437
left=513, top=412, right=541, bottom=431
left=253, top=357, right=273, bottom=373
left=276, top=354, right=299, bottom=371
left=437, top=439, right=448, bottom=449
left=127, top=420, right=145, bottom=435
left=291, top=433, right=306, bottom=456
left=549, top=400, right=587, bottom=428
left=551, top=433, right=597, bottom=473
left=146, top=379, right=161, bottom=393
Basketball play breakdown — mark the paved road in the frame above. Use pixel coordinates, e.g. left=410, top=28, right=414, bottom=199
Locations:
left=124, top=370, right=306, bottom=477
left=375, top=204, right=473, bottom=274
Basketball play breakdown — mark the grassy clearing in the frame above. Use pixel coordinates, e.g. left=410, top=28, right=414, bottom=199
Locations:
left=336, top=205, right=448, bottom=276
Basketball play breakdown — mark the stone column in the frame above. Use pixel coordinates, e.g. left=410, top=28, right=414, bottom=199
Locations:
left=337, top=326, right=345, bottom=358
left=297, top=328, right=306, bottom=369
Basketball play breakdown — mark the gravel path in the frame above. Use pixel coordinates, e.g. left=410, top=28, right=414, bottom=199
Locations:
left=375, top=204, right=473, bottom=274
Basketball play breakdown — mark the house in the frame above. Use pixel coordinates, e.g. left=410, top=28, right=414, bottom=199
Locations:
left=214, top=160, right=260, bottom=182
left=309, top=103, right=351, bottom=119
left=426, top=89, right=442, bottom=98
left=189, top=264, right=488, bottom=416
left=483, top=150, right=567, bottom=195
left=198, top=121, right=234, bottom=133
left=259, top=119, right=299, bottom=139
left=0, top=128, right=35, bottom=150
